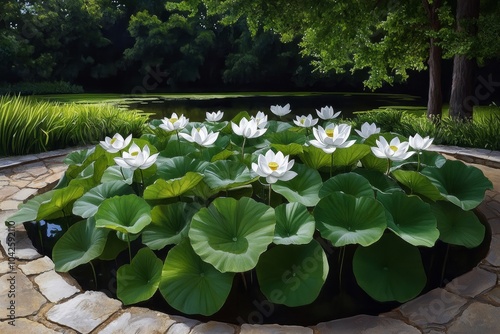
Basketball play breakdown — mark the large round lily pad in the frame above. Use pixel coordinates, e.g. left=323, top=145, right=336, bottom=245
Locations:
left=189, top=197, right=275, bottom=273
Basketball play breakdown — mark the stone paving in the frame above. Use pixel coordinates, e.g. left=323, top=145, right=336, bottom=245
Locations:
left=0, top=145, right=499, bottom=333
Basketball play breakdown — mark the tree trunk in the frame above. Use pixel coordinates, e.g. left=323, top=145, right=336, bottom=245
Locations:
left=427, top=39, right=443, bottom=120
left=423, top=0, right=443, bottom=120
left=449, top=0, right=480, bottom=121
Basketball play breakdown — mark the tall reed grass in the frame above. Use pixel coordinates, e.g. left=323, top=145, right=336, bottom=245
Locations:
left=0, top=95, right=149, bottom=156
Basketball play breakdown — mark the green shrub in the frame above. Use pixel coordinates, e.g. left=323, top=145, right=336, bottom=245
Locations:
left=351, top=107, right=500, bottom=151
left=0, top=95, right=149, bottom=156
left=0, top=81, right=84, bottom=95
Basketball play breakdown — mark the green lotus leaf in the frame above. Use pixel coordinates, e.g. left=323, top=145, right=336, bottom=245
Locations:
left=52, top=217, right=109, bottom=272
left=431, top=201, right=485, bottom=248
left=353, top=169, right=403, bottom=194
left=319, top=173, right=374, bottom=198
left=73, top=181, right=134, bottom=218
left=273, top=202, right=315, bottom=245
left=333, top=144, right=371, bottom=167
left=272, top=163, right=322, bottom=207
left=67, top=156, right=109, bottom=191
left=95, top=194, right=151, bottom=234
left=211, top=149, right=234, bottom=162
left=159, top=239, right=234, bottom=316
left=392, top=170, right=443, bottom=201
left=142, top=202, right=200, bottom=250
left=159, top=140, right=197, bottom=158
left=98, top=232, right=128, bottom=260
left=299, top=145, right=331, bottom=170
left=6, top=190, right=55, bottom=225
left=117, top=248, right=163, bottom=305
left=203, top=160, right=258, bottom=191
left=377, top=192, right=439, bottom=247
left=156, top=156, right=209, bottom=180
left=143, top=172, right=204, bottom=200
left=314, top=192, right=387, bottom=247
left=189, top=197, right=275, bottom=273
left=37, top=185, right=85, bottom=221
left=421, top=160, right=493, bottom=210
left=269, top=131, right=306, bottom=156
left=101, top=165, right=134, bottom=184
left=353, top=233, right=427, bottom=302
left=64, top=148, right=94, bottom=165
left=360, top=153, right=389, bottom=173
left=256, top=240, right=328, bottom=307
left=271, top=143, right=304, bottom=156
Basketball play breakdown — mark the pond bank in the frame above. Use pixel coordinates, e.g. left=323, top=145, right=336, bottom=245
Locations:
left=0, top=145, right=499, bottom=333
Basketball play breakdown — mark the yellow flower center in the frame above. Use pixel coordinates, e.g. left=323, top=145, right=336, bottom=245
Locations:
left=268, top=162, right=279, bottom=171
left=131, top=151, right=139, bottom=157
left=390, top=145, right=398, bottom=152
left=196, top=127, right=201, bottom=132
left=110, top=138, right=117, bottom=144
left=300, top=119, right=305, bottom=124
left=325, top=129, right=334, bottom=137
left=170, top=117, right=178, bottom=123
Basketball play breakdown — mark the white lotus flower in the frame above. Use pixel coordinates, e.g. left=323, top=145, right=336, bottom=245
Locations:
left=114, top=143, right=159, bottom=170
left=251, top=111, right=268, bottom=129
left=409, top=133, right=434, bottom=151
left=159, top=113, right=189, bottom=132
left=293, top=114, right=318, bottom=128
left=355, top=122, right=381, bottom=139
left=270, top=103, right=291, bottom=117
left=371, top=136, right=415, bottom=161
left=206, top=110, right=224, bottom=122
left=99, top=133, right=132, bottom=153
left=231, top=118, right=267, bottom=139
left=316, top=106, right=341, bottom=120
left=252, top=150, right=297, bottom=184
left=179, top=126, right=219, bottom=147
left=309, top=123, right=355, bottom=154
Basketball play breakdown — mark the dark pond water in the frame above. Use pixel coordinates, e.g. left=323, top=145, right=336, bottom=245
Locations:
left=122, top=92, right=424, bottom=121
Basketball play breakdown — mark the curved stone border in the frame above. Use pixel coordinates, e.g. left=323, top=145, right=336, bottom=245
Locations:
left=0, top=146, right=499, bottom=333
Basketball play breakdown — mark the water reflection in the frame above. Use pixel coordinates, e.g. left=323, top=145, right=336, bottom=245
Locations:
left=123, top=93, right=423, bottom=121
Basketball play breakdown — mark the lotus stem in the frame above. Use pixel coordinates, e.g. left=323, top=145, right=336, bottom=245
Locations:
left=127, top=233, right=132, bottom=263
left=89, top=260, right=98, bottom=289
left=241, top=137, right=247, bottom=162
left=330, top=153, right=334, bottom=178
left=37, top=221, right=44, bottom=254
left=386, top=158, right=391, bottom=175
left=440, top=243, right=450, bottom=286
left=417, top=152, right=421, bottom=172
left=338, top=246, right=346, bottom=290
left=241, top=272, right=248, bottom=291
left=176, top=131, right=181, bottom=151
left=268, top=184, right=272, bottom=206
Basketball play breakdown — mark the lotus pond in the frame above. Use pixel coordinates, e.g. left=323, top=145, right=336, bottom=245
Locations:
left=9, top=105, right=493, bottom=325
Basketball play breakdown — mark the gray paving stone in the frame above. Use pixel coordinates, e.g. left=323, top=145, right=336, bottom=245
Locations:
left=445, top=267, right=497, bottom=298
left=11, top=187, right=38, bottom=201
left=98, top=307, right=176, bottom=334
left=480, top=285, right=500, bottom=306
left=240, top=323, right=313, bottom=333
left=0, top=200, right=22, bottom=211
left=19, top=256, right=54, bottom=275
left=46, top=291, right=122, bottom=334
left=312, top=315, right=420, bottom=333
left=0, top=318, right=58, bottom=334
left=191, top=321, right=236, bottom=334
left=166, top=315, right=200, bottom=334
left=0, top=260, right=15, bottom=275
left=485, top=235, right=500, bottom=266
left=34, top=270, right=79, bottom=302
left=0, top=186, right=20, bottom=201
left=0, top=272, right=47, bottom=319
left=0, top=226, right=41, bottom=260
left=399, top=288, right=467, bottom=327
left=447, top=302, right=500, bottom=334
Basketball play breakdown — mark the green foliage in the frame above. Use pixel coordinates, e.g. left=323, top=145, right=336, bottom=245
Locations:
left=351, top=107, right=500, bottom=150
left=0, top=81, right=84, bottom=95
left=0, top=95, right=148, bottom=156
left=8, top=110, right=493, bottom=317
